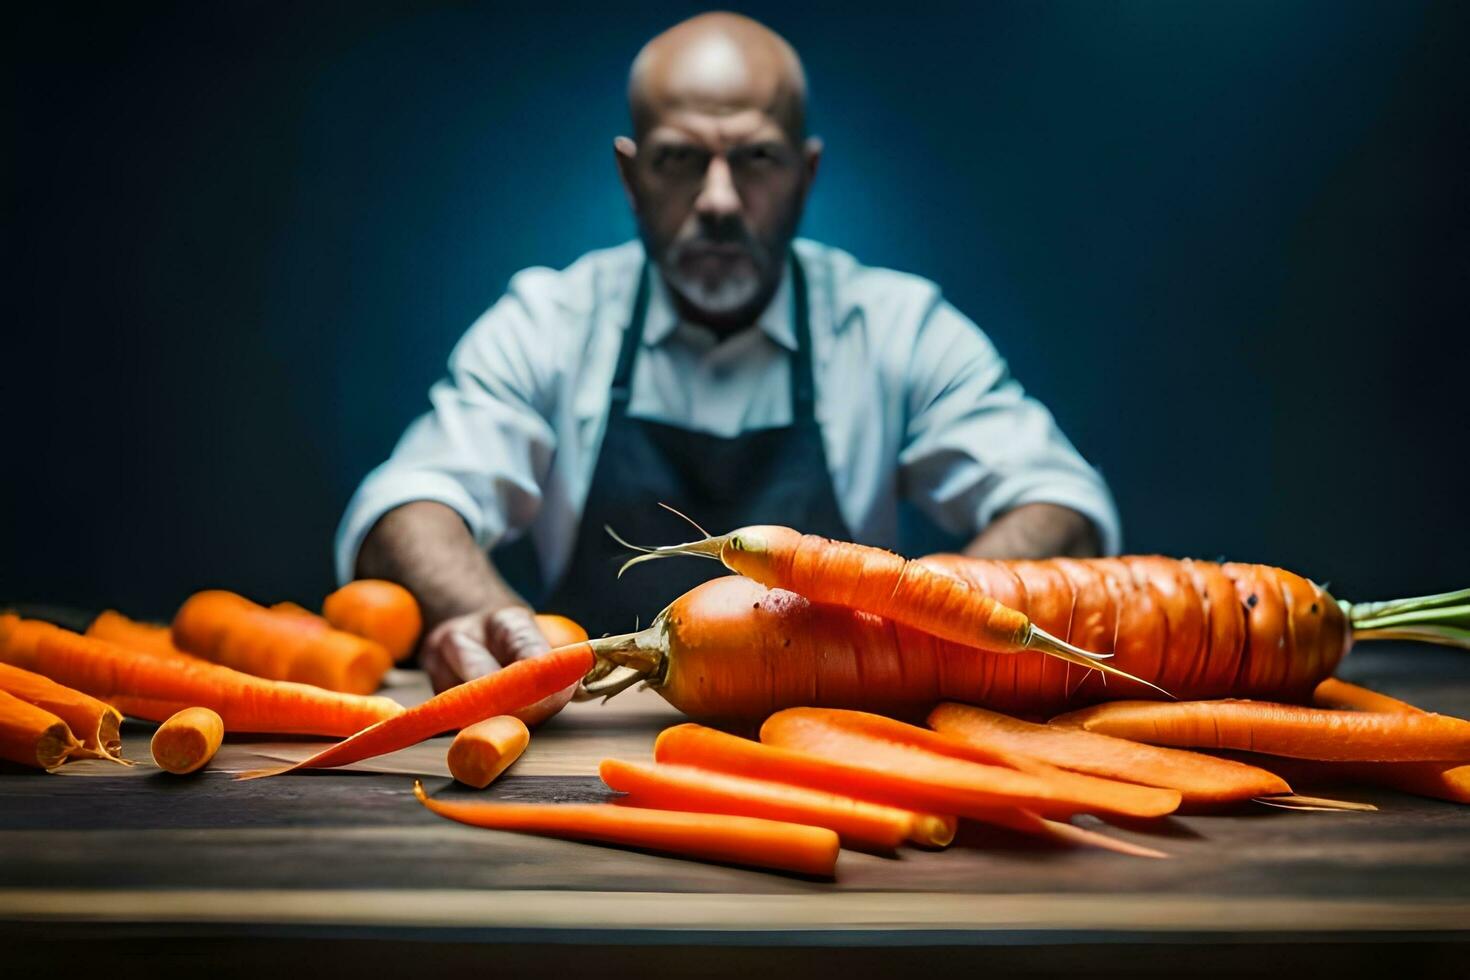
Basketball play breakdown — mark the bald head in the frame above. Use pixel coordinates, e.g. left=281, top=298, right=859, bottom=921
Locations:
left=629, top=12, right=807, bottom=141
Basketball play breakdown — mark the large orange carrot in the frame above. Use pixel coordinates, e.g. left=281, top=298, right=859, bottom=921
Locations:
left=151, top=707, right=224, bottom=774
left=927, top=702, right=1289, bottom=806
left=599, top=757, right=955, bottom=850
left=1052, top=699, right=1470, bottom=762
left=617, top=525, right=1136, bottom=677
left=86, top=611, right=188, bottom=658
left=759, top=710, right=1180, bottom=819
left=1, top=618, right=402, bottom=736
left=173, top=590, right=392, bottom=695
left=0, top=662, right=127, bottom=763
left=413, top=780, right=838, bottom=876
left=0, top=688, right=82, bottom=769
left=448, top=715, right=529, bottom=788
left=323, top=580, right=423, bottom=662
left=238, top=643, right=594, bottom=779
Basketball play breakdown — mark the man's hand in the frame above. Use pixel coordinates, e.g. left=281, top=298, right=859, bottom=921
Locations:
left=420, top=605, right=552, bottom=694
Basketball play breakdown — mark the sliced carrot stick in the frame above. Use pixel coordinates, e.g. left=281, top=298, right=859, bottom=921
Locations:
left=173, top=590, right=393, bottom=694
left=86, top=611, right=190, bottom=658
left=928, top=702, right=1289, bottom=806
left=0, top=688, right=81, bottom=769
left=1312, top=678, right=1421, bottom=715
left=237, top=643, right=594, bottom=779
left=324, top=580, right=423, bottom=662
left=150, top=707, right=224, bottom=774
left=413, top=780, right=838, bottom=876
left=448, top=715, right=529, bottom=788
left=1051, top=699, right=1470, bottom=762
left=1, top=618, right=402, bottom=736
left=761, top=709, right=1181, bottom=819
left=0, top=662, right=128, bottom=763
left=600, top=758, right=955, bottom=850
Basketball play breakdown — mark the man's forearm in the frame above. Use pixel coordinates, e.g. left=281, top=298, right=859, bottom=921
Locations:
left=354, top=500, right=527, bottom=630
left=962, top=502, right=1102, bottom=560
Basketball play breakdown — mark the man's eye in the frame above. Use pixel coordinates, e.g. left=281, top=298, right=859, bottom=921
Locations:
left=732, top=145, right=782, bottom=169
left=653, top=146, right=706, bottom=175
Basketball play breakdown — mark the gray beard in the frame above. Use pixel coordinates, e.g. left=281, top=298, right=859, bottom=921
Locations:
left=662, top=263, right=765, bottom=317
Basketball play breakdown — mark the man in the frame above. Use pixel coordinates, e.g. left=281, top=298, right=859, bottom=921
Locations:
left=337, top=12, right=1119, bottom=693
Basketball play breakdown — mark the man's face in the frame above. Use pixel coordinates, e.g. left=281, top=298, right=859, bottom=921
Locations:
left=618, top=110, right=817, bottom=324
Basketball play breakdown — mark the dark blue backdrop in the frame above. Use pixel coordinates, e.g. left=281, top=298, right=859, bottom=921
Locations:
left=5, top=1, right=1466, bottom=619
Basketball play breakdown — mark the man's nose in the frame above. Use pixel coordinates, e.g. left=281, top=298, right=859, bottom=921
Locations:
left=694, top=155, right=741, bottom=219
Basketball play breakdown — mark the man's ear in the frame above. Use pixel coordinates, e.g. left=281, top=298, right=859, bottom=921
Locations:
left=614, top=136, right=639, bottom=212
left=802, top=136, right=823, bottom=193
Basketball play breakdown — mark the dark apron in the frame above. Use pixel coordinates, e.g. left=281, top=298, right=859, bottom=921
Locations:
left=495, top=256, right=854, bottom=637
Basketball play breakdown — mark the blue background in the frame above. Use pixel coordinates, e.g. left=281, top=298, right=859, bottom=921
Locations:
left=4, top=1, right=1466, bottom=619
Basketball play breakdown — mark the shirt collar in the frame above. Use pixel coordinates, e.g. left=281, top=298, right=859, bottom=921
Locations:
left=641, top=262, right=797, bottom=352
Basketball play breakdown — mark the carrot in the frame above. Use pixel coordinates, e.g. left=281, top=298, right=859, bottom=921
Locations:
left=0, top=688, right=82, bottom=769
left=412, top=780, right=838, bottom=876
left=237, top=642, right=594, bottom=779
left=0, top=662, right=127, bottom=763
left=759, top=709, right=1180, bottom=819
left=173, top=590, right=393, bottom=695
left=515, top=614, right=592, bottom=727
left=1052, top=699, right=1470, bottom=762
left=323, top=580, right=423, bottom=662
left=927, top=702, right=1290, bottom=806
left=86, top=611, right=188, bottom=658
left=0, top=618, right=403, bottom=736
left=616, top=523, right=1138, bottom=678
left=599, top=757, right=955, bottom=850
left=1312, top=678, right=1420, bottom=714
left=448, top=715, right=529, bottom=788
left=150, top=706, right=224, bottom=774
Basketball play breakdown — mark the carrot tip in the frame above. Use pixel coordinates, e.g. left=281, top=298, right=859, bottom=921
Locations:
left=235, top=764, right=295, bottom=782
left=1255, top=794, right=1379, bottom=813
left=413, top=779, right=429, bottom=804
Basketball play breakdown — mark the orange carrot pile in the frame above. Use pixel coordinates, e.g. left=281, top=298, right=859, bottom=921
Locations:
left=928, top=702, right=1290, bottom=806
left=0, top=688, right=81, bottom=770
left=0, top=617, right=403, bottom=736
left=448, top=715, right=529, bottom=788
left=151, top=707, right=224, bottom=774
left=1052, top=699, right=1470, bottom=762
left=323, top=580, right=423, bottom=662
left=238, top=642, right=594, bottom=779
left=600, top=758, right=955, bottom=851
left=0, top=662, right=127, bottom=763
left=412, top=780, right=839, bottom=876
left=173, top=590, right=393, bottom=695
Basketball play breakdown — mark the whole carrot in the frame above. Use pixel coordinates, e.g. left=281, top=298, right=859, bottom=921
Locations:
left=1052, top=699, right=1470, bottom=762
left=413, top=780, right=839, bottom=876
left=86, top=611, right=188, bottom=658
left=173, top=590, right=393, bottom=695
left=599, top=757, right=956, bottom=850
left=448, top=715, right=530, bottom=788
left=0, top=662, right=127, bottom=763
left=759, top=709, right=1181, bottom=820
left=150, top=707, right=224, bottom=774
left=0, top=688, right=81, bottom=770
left=927, top=702, right=1289, bottom=806
left=0, top=618, right=403, bottom=736
left=323, top=580, right=423, bottom=662
left=237, top=643, right=594, bottom=779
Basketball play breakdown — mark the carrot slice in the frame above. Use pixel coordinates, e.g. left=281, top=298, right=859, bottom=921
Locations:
left=0, top=688, right=81, bottom=769
left=600, top=758, right=954, bottom=850
left=1, top=618, right=402, bottom=736
left=151, top=707, right=224, bottom=774
left=413, top=780, right=839, bottom=876
left=761, top=709, right=1180, bottom=819
left=448, top=715, right=530, bottom=788
left=1052, top=699, right=1470, bottom=762
left=237, top=643, right=594, bottom=779
left=0, top=662, right=128, bottom=763
left=928, top=701, right=1289, bottom=805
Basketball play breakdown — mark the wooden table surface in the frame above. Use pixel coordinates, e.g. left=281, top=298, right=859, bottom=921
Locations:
left=4, top=644, right=1470, bottom=976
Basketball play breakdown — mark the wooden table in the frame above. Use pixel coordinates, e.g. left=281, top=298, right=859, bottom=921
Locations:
left=4, top=645, right=1469, bottom=977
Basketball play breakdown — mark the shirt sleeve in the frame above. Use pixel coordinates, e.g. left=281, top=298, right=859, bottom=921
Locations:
left=333, top=270, right=563, bottom=584
left=898, top=300, right=1122, bottom=555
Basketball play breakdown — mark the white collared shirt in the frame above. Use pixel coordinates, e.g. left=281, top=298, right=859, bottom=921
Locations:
left=335, top=238, right=1121, bottom=586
